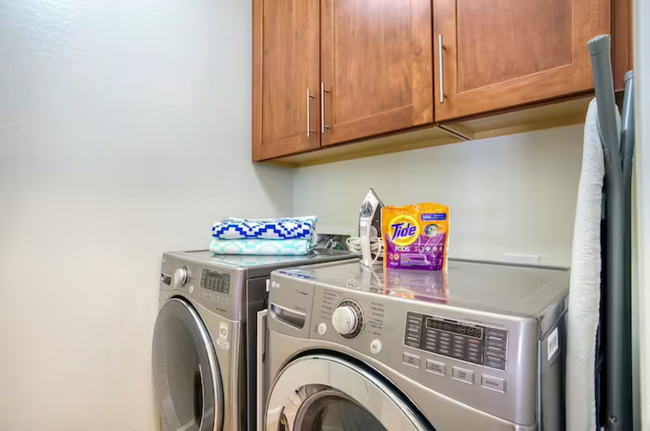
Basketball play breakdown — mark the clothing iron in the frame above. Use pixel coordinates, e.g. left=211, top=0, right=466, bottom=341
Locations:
left=358, top=188, right=384, bottom=267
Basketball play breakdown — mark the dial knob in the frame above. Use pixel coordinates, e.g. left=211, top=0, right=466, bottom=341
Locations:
left=173, top=267, right=189, bottom=288
left=331, top=301, right=363, bottom=338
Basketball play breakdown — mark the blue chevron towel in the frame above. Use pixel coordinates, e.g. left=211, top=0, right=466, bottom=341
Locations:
left=209, top=239, right=315, bottom=256
left=211, top=216, right=317, bottom=240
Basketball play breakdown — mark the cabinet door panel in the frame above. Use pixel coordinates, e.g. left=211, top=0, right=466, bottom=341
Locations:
left=434, top=0, right=610, bottom=121
left=321, top=0, right=433, bottom=146
left=253, top=0, right=320, bottom=161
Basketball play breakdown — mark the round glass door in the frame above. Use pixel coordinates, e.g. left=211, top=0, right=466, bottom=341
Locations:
left=265, top=355, right=430, bottom=431
left=153, top=298, right=223, bottom=431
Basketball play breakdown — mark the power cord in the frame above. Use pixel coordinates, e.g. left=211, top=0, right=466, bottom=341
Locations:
left=346, top=236, right=384, bottom=265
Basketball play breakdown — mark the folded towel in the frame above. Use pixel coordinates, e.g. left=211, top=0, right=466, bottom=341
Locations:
left=212, top=216, right=317, bottom=240
left=209, top=238, right=315, bottom=256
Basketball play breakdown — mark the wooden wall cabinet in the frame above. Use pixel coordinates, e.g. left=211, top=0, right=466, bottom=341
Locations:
left=254, top=0, right=626, bottom=166
left=433, top=0, right=610, bottom=121
left=321, top=0, right=434, bottom=147
left=253, top=0, right=434, bottom=162
left=252, top=0, right=320, bottom=161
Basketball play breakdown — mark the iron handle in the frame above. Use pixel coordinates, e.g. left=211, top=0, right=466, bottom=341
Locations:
left=321, top=82, right=330, bottom=134
left=256, top=310, right=268, bottom=431
left=307, top=89, right=316, bottom=137
left=438, top=34, right=445, bottom=104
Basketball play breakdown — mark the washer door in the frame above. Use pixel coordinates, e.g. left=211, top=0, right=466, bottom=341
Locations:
left=265, top=355, right=431, bottom=431
left=153, top=298, right=223, bottom=431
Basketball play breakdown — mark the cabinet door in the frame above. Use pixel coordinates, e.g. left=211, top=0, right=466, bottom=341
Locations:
left=434, top=0, right=610, bottom=121
left=253, top=0, right=320, bottom=161
left=321, top=0, right=434, bottom=146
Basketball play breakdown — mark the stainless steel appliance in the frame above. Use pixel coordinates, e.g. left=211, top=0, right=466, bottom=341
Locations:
left=152, top=249, right=357, bottom=431
left=261, top=260, right=570, bottom=431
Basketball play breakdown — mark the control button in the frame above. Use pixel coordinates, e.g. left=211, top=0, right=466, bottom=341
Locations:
left=485, top=348, right=507, bottom=361
left=485, top=358, right=507, bottom=370
left=452, top=366, right=475, bottom=384
left=370, top=339, right=382, bottom=354
left=405, top=339, right=420, bottom=348
left=425, top=359, right=446, bottom=376
left=486, top=337, right=507, bottom=349
left=219, top=322, right=228, bottom=340
left=486, top=328, right=508, bottom=340
left=402, top=352, right=421, bottom=369
left=317, top=323, right=327, bottom=335
left=481, top=375, right=506, bottom=393
left=188, top=285, right=194, bottom=293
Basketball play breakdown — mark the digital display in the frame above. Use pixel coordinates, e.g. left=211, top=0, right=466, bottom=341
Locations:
left=426, top=317, right=483, bottom=339
left=201, top=269, right=231, bottom=294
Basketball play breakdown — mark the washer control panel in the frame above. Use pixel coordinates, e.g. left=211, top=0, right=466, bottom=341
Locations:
left=200, top=268, right=231, bottom=294
left=160, top=253, right=239, bottom=319
left=405, top=312, right=508, bottom=371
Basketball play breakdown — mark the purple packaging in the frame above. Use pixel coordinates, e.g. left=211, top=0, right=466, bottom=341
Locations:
left=383, top=203, right=450, bottom=271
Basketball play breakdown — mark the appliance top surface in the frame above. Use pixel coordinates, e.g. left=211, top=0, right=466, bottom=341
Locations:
left=165, top=249, right=358, bottom=278
left=277, top=259, right=570, bottom=317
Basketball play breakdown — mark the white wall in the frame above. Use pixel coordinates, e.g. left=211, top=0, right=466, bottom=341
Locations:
left=0, top=1, right=292, bottom=431
left=293, top=125, right=584, bottom=267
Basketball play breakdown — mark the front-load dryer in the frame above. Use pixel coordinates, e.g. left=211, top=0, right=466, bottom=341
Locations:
left=262, top=259, right=570, bottom=431
left=152, top=249, right=356, bottom=431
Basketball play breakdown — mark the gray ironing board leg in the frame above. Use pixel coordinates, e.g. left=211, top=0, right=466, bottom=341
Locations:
left=588, top=35, right=631, bottom=431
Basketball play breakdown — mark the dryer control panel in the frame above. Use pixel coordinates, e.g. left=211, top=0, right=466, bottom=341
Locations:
left=404, top=312, right=508, bottom=371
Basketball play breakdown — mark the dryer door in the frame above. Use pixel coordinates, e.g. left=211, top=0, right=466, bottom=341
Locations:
left=265, top=354, right=431, bottom=431
left=153, top=298, right=223, bottom=431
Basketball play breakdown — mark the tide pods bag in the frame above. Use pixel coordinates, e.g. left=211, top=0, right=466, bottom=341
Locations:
left=383, top=202, right=450, bottom=271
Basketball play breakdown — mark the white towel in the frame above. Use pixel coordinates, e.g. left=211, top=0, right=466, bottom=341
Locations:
left=565, top=99, right=609, bottom=431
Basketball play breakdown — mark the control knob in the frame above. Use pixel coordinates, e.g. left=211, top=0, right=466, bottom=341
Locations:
left=173, top=266, right=189, bottom=288
left=331, top=300, right=363, bottom=338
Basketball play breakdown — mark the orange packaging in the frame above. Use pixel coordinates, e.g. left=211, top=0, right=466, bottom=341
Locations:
left=382, top=202, right=450, bottom=271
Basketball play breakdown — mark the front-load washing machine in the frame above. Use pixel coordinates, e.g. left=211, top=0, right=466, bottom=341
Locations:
left=152, top=249, right=356, bottom=431
left=262, top=260, right=570, bottom=431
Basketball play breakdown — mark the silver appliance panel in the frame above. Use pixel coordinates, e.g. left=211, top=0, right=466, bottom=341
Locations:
left=275, top=259, right=569, bottom=334
left=267, top=260, right=569, bottom=427
left=161, top=251, right=358, bottom=321
left=265, top=355, right=428, bottom=431
left=165, top=249, right=357, bottom=279
left=161, top=252, right=246, bottom=321
left=264, top=330, right=537, bottom=431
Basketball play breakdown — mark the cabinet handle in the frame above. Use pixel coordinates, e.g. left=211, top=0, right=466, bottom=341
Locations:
left=321, top=82, right=330, bottom=134
left=438, top=34, right=445, bottom=104
left=307, top=88, right=316, bottom=137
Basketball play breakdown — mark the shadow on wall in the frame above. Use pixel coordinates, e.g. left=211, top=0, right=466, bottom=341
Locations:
left=253, top=164, right=294, bottom=217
